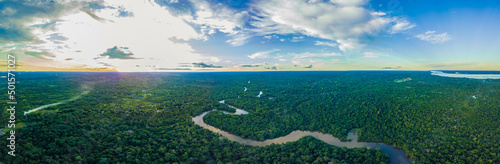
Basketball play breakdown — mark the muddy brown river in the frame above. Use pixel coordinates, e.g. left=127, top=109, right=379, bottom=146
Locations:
left=192, top=101, right=412, bottom=164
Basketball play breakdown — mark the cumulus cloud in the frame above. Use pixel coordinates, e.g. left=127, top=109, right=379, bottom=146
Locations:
left=99, top=46, right=137, bottom=59
left=3, top=0, right=422, bottom=71
left=248, top=0, right=398, bottom=51
left=186, top=0, right=248, bottom=36
left=248, top=49, right=280, bottom=59
left=415, top=31, right=451, bottom=43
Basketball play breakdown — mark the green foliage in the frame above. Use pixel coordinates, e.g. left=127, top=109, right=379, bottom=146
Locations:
left=0, top=72, right=388, bottom=163
left=2, top=71, right=498, bottom=163
left=203, top=71, right=500, bottom=163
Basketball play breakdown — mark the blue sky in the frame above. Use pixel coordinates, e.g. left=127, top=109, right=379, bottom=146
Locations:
left=1, top=0, right=499, bottom=71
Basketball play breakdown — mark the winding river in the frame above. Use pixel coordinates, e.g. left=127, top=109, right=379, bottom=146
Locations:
left=193, top=101, right=412, bottom=164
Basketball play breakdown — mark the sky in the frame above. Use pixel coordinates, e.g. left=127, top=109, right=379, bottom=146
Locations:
left=0, top=0, right=499, bottom=72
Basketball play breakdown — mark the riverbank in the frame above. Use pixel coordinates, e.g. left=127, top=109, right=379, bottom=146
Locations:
left=193, top=101, right=413, bottom=164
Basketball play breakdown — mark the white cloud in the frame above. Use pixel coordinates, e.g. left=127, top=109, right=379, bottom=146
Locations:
left=415, top=31, right=451, bottom=43
left=187, top=0, right=248, bottom=36
left=226, top=34, right=252, bottom=46
left=363, top=52, right=378, bottom=58
left=25, top=0, right=217, bottom=71
left=17, top=0, right=421, bottom=71
left=248, top=49, right=280, bottom=59
left=330, top=0, right=368, bottom=6
left=290, top=36, right=305, bottom=42
left=336, top=39, right=360, bottom=52
left=167, top=0, right=251, bottom=46
left=314, top=41, right=338, bottom=47
left=208, top=56, right=221, bottom=62
left=249, top=0, right=395, bottom=51
left=389, top=18, right=415, bottom=34
left=371, top=11, right=386, bottom=16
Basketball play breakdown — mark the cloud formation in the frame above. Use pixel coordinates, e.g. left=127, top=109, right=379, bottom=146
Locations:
left=20, top=0, right=222, bottom=71
left=0, top=0, right=82, bottom=43
left=5, top=0, right=481, bottom=72
left=99, top=46, right=137, bottom=59
left=248, top=0, right=413, bottom=51
left=248, top=49, right=280, bottom=59
left=415, top=31, right=451, bottom=43
left=389, top=18, right=415, bottom=34
left=314, top=41, right=338, bottom=47
left=186, top=0, right=248, bottom=37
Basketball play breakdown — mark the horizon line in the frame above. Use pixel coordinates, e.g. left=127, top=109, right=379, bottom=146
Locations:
left=2, top=70, right=500, bottom=73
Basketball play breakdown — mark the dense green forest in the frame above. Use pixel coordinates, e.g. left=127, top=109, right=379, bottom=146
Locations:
left=1, top=71, right=499, bottom=163
left=0, top=72, right=388, bottom=163
left=203, top=71, right=500, bottom=163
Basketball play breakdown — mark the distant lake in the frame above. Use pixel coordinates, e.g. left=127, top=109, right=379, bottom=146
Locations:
left=440, top=71, right=500, bottom=74
left=431, top=70, right=500, bottom=79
